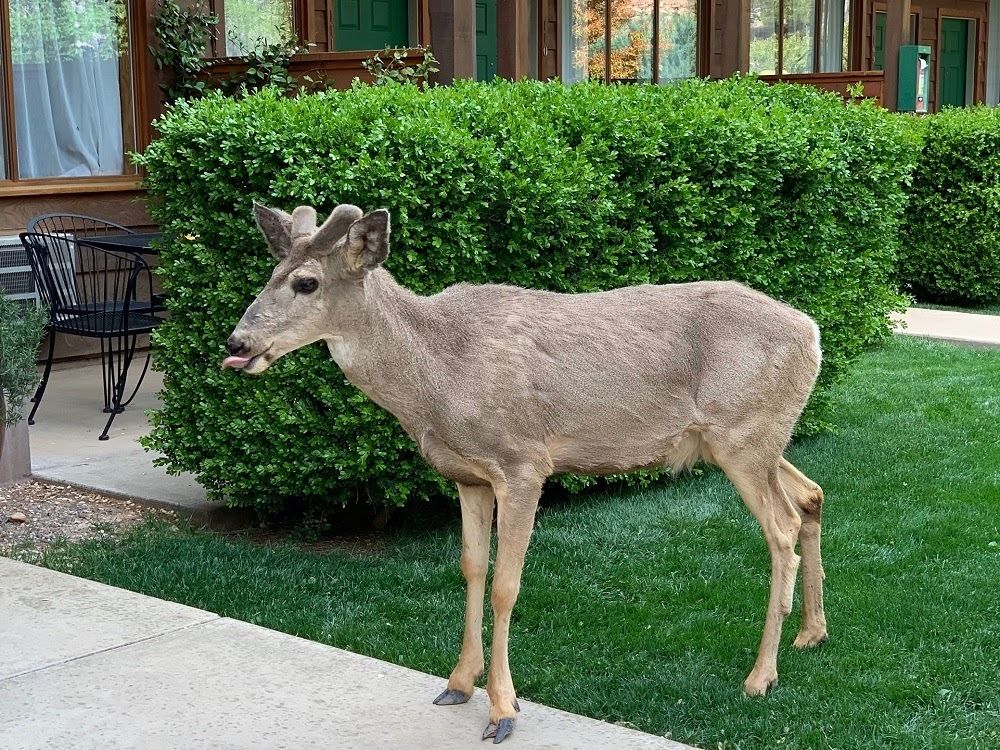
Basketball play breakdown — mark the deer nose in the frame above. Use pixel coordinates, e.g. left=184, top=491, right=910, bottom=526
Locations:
left=226, top=335, right=249, bottom=356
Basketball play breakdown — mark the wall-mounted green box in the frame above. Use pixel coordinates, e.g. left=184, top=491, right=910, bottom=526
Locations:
left=898, top=45, right=932, bottom=113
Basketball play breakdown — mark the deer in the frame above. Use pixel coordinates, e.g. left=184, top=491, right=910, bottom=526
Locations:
left=222, top=202, right=829, bottom=744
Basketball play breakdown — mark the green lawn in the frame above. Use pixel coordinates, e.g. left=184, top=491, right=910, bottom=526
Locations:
left=40, top=338, right=1000, bottom=749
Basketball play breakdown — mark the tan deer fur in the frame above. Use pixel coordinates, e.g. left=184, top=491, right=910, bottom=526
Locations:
left=224, top=203, right=829, bottom=744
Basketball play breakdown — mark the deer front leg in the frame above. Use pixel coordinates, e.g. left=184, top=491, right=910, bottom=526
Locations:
left=723, top=462, right=801, bottom=696
left=482, top=472, right=543, bottom=744
left=433, top=483, right=494, bottom=706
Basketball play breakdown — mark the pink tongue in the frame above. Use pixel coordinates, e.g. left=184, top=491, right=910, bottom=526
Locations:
left=221, top=356, right=251, bottom=370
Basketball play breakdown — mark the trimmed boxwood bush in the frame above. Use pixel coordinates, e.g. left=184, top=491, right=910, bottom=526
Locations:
left=898, top=106, right=1000, bottom=305
left=136, top=78, right=917, bottom=513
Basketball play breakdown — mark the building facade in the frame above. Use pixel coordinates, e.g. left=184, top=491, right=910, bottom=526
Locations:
left=0, top=0, right=997, bottom=238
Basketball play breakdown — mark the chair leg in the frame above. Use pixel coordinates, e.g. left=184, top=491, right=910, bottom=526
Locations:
left=100, top=338, right=114, bottom=413
left=98, top=334, right=140, bottom=441
left=28, top=330, right=56, bottom=426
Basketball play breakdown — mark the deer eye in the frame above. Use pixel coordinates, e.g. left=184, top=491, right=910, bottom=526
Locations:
left=292, top=277, right=319, bottom=294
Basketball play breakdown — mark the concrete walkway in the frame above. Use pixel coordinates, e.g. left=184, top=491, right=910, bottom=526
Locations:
left=26, top=362, right=244, bottom=528
left=0, top=557, right=695, bottom=750
left=894, top=307, right=1000, bottom=347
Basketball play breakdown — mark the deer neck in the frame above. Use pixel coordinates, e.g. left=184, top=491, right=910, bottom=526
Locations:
left=324, top=268, right=435, bottom=427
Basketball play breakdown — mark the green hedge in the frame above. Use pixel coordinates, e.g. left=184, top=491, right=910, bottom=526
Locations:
left=898, top=106, right=1000, bottom=306
left=137, top=78, right=917, bottom=513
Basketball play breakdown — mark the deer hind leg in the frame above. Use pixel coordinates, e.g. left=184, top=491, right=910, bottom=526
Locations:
left=722, top=458, right=802, bottom=696
left=481, top=467, right=545, bottom=744
left=779, top=458, right=828, bottom=649
left=434, top=483, right=495, bottom=706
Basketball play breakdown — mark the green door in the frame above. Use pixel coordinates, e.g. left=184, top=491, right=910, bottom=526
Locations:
left=873, top=12, right=918, bottom=70
left=475, top=0, right=497, bottom=81
left=874, top=12, right=886, bottom=70
left=939, top=18, right=970, bottom=108
left=335, top=0, right=409, bottom=51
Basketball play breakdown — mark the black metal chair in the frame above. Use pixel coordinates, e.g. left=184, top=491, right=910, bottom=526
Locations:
left=29, top=213, right=167, bottom=314
left=19, top=232, right=165, bottom=440
left=27, top=213, right=136, bottom=240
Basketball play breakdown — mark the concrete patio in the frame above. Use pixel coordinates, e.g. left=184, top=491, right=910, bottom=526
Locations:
left=893, top=307, right=1000, bottom=347
left=25, top=361, right=243, bottom=527
left=0, top=557, right=693, bottom=750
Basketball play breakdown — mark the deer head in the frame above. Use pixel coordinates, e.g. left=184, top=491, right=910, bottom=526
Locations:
left=222, top=202, right=391, bottom=374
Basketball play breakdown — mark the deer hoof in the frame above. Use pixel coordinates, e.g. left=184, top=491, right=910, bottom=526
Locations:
left=482, top=717, right=516, bottom=743
left=793, top=629, right=830, bottom=649
left=433, top=688, right=471, bottom=706
left=743, top=672, right=778, bottom=697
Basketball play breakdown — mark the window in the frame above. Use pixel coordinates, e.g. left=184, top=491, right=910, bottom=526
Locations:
left=207, top=0, right=294, bottom=57
left=749, top=0, right=851, bottom=75
left=2, top=0, right=135, bottom=181
left=563, top=0, right=698, bottom=84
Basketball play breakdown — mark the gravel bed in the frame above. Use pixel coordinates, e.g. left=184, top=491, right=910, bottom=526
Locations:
left=1, top=480, right=173, bottom=560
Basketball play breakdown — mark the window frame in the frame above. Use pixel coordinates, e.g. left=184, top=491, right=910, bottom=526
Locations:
left=0, top=0, right=144, bottom=193
left=578, top=0, right=702, bottom=85
left=756, top=0, right=853, bottom=76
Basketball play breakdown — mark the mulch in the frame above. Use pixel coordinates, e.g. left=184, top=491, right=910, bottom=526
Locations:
left=0, top=480, right=174, bottom=560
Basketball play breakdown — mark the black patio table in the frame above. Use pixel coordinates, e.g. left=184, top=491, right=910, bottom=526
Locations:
left=83, top=232, right=163, bottom=254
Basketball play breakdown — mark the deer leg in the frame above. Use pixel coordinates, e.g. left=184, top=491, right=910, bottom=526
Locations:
left=482, top=470, right=543, bottom=744
left=779, top=458, right=829, bottom=649
left=724, top=461, right=801, bottom=696
left=433, top=483, right=494, bottom=706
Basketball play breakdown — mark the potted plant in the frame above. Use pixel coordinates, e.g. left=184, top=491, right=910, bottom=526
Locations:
left=0, top=294, right=46, bottom=485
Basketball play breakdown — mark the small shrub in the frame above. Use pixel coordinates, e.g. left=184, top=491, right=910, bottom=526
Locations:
left=899, top=106, right=1000, bottom=305
left=0, top=295, right=46, bottom=437
left=136, top=78, right=917, bottom=515
left=362, top=46, right=439, bottom=87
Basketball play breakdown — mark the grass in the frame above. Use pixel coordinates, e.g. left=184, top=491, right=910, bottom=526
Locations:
left=40, top=338, right=1000, bottom=749
left=913, top=301, right=1000, bottom=316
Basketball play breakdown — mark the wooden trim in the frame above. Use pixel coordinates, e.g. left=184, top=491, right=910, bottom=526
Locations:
left=813, top=0, right=821, bottom=71
left=133, top=0, right=154, bottom=155
left=759, top=69, right=885, bottom=104
left=0, top=0, right=18, bottom=180
left=652, top=0, right=661, bottom=83
left=119, top=2, right=139, bottom=174
left=778, top=0, right=785, bottom=73
left=604, top=0, right=611, bottom=82
left=421, top=0, right=432, bottom=45
left=882, top=0, right=911, bottom=111
left=0, top=178, right=144, bottom=198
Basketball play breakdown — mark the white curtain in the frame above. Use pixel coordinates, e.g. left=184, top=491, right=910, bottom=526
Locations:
left=818, top=0, right=847, bottom=72
left=10, top=0, right=125, bottom=179
left=562, top=0, right=590, bottom=83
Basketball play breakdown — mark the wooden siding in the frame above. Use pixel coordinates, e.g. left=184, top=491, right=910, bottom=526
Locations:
left=707, top=0, right=748, bottom=77
left=865, top=0, right=989, bottom=110
left=759, top=70, right=886, bottom=104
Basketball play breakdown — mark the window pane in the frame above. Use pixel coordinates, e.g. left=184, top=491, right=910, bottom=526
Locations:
left=224, top=0, right=294, bottom=56
left=564, top=0, right=607, bottom=82
left=783, top=0, right=816, bottom=73
left=608, top=1, right=653, bottom=83
left=749, top=0, right=779, bottom=74
left=9, top=0, right=131, bottom=179
left=658, top=0, right=697, bottom=81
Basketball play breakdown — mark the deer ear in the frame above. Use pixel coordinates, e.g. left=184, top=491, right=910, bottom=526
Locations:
left=253, top=202, right=293, bottom=259
left=312, top=204, right=364, bottom=254
left=343, top=209, right=390, bottom=272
